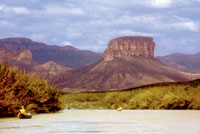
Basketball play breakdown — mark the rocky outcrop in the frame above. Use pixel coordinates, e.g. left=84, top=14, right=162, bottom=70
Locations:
left=32, top=61, right=71, bottom=80
left=0, top=45, right=32, bottom=65
left=103, top=36, right=155, bottom=60
left=0, top=45, right=38, bottom=72
left=16, top=49, right=32, bottom=64
left=53, top=36, right=200, bottom=93
left=0, top=45, right=26, bottom=59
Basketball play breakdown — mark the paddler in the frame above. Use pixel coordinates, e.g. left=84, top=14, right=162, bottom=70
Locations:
left=17, top=106, right=26, bottom=118
left=117, top=107, right=122, bottom=111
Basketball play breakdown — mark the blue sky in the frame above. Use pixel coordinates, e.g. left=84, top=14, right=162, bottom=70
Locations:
left=0, top=0, right=199, bottom=56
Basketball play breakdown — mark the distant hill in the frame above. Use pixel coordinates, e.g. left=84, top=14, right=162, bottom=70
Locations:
left=157, top=53, right=200, bottom=74
left=32, top=61, right=71, bottom=82
left=53, top=36, right=200, bottom=93
left=0, top=44, right=70, bottom=81
left=55, top=57, right=199, bottom=93
left=0, top=38, right=102, bottom=68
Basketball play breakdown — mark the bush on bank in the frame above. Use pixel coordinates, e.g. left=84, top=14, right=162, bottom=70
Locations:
left=0, top=63, right=61, bottom=117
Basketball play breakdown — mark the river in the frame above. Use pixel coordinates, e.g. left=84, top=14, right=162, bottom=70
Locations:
left=0, top=110, right=200, bottom=134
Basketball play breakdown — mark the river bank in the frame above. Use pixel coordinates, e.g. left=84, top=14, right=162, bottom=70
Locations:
left=61, top=79, right=200, bottom=110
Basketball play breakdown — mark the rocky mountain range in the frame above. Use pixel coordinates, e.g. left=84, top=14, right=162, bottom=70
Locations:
left=52, top=36, right=200, bottom=93
left=157, top=53, right=200, bottom=74
left=0, top=44, right=67, bottom=81
left=0, top=38, right=102, bottom=68
left=0, top=36, right=199, bottom=93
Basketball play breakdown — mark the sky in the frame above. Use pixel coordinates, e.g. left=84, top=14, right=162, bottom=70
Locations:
left=0, top=0, right=199, bottom=56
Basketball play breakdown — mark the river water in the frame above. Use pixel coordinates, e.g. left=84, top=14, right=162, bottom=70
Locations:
left=0, top=110, right=200, bottom=134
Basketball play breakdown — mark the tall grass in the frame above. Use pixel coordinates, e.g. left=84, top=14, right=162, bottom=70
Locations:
left=61, top=80, right=200, bottom=110
left=0, top=63, right=61, bottom=117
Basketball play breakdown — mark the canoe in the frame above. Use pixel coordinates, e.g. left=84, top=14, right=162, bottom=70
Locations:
left=117, top=107, right=122, bottom=111
left=19, top=113, right=32, bottom=119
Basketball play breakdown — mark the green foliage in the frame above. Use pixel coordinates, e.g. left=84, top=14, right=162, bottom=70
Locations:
left=0, top=63, right=61, bottom=117
left=61, top=79, right=200, bottom=110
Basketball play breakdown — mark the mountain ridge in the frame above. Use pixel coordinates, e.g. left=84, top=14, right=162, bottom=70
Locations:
left=0, top=36, right=199, bottom=93
left=157, top=52, right=200, bottom=74
left=0, top=37, right=102, bottom=68
left=52, top=36, right=200, bottom=93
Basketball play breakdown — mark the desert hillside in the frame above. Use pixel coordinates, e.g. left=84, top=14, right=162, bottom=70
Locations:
left=53, top=36, right=200, bottom=93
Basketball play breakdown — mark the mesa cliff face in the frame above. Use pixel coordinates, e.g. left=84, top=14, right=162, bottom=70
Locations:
left=1, top=36, right=199, bottom=93
left=53, top=36, right=200, bottom=93
left=103, top=36, right=155, bottom=60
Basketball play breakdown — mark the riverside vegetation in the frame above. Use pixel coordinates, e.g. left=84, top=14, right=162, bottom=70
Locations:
left=61, top=79, right=200, bottom=110
left=0, top=63, right=61, bottom=117
left=1, top=63, right=200, bottom=118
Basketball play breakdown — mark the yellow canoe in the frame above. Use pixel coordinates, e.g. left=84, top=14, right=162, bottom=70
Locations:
left=117, top=107, right=122, bottom=111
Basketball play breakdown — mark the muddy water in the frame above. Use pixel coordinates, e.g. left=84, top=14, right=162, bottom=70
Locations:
left=0, top=110, right=200, bottom=134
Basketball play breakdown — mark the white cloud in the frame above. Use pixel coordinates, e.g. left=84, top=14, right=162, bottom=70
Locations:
left=173, top=21, right=198, bottom=31
left=126, top=0, right=172, bottom=8
left=77, top=43, right=104, bottom=52
left=12, top=7, right=30, bottom=15
left=116, top=15, right=157, bottom=24
left=87, top=15, right=158, bottom=28
left=117, top=15, right=200, bottom=32
left=157, top=16, right=199, bottom=32
left=44, top=5, right=85, bottom=15
left=0, top=20, right=15, bottom=27
left=150, top=0, right=172, bottom=8
left=0, top=4, right=5, bottom=10
left=116, top=29, right=155, bottom=37
left=87, top=14, right=198, bottom=38
left=0, top=4, right=30, bottom=15
left=61, top=41, right=72, bottom=46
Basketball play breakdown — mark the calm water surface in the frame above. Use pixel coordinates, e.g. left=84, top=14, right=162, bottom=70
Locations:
left=0, top=110, right=200, bottom=134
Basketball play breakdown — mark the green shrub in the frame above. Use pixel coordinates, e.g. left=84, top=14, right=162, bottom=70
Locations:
left=61, top=79, right=200, bottom=110
left=0, top=63, right=61, bottom=117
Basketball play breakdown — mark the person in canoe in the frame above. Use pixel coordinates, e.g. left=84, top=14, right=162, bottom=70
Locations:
left=117, top=106, right=122, bottom=111
left=17, top=106, right=32, bottom=119
left=17, top=106, right=26, bottom=117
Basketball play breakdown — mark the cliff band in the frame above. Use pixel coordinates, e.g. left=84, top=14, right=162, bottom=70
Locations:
left=103, top=36, right=155, bottom=60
